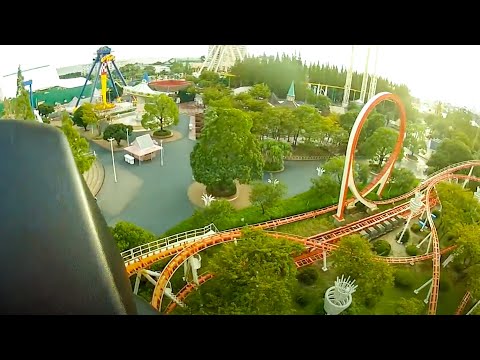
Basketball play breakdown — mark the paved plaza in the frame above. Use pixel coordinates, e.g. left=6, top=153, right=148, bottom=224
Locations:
left=92, top=113, right=427, bottom=236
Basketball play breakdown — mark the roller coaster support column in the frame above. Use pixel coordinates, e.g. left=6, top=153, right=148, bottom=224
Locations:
left=416, top=233, right=431, bottom=249
left=424, top=282, right=433, bottom=304
left=466, top=299, right=480, bottom=315
left=142, top=270, right=161, bottom=286
left=474, top=187, right=480, bottom=202
left=462, top=166, right=474, bottom=188
left=342, top=46, right=354, bottom=108
left=442, top=253, right=456, bottom=268
left=397, top=192, right=424, bottom=244
left=133, top=272, right=142, bottom=294
left=322, top=250, right=328, bottom=272
left=414, top=278, right=432, bottom=294
left=183, top=254, right=202, bottom=285
left=425, top=233, right=433, bottom=254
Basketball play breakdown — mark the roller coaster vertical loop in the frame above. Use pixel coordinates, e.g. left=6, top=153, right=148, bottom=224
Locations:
left=334, top=92, right=407, bottom=222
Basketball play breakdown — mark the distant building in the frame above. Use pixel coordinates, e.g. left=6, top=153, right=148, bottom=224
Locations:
left=268, top=81, right=299, bottom=109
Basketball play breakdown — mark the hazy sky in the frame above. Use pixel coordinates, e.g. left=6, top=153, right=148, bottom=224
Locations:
left=1, top=45, right=478, bottom=111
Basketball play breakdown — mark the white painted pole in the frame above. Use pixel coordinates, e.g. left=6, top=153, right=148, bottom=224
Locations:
left=414, top=278, right=432, bottom=294
left=108, top=138, right=117, bottom=183
left=322, top=250, right=328, bottom=271
left=416, top=233, right=431, bottom=249
left=424, top=283, right=433, bottom=304
left=466, top=299, right=480, bottom=315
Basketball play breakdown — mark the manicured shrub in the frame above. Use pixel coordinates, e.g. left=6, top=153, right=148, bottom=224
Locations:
left=411, top=223, right=422, bottom=233
left=396, top=229, right=410, bottom=244
left=394, top=269, right=416, bottom=289
left=373, top=240, right=391, bottom=256
left=406, top=244, right=419, bottom=256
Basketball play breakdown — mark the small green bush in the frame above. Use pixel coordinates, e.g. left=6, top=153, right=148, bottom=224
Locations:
left=373, top=240, right=391, bottom=256
left=396, top=229, right=410, bottom=243
left=394, top=269, right=416, bottom=289
left=411, top=223, right=422, bottom=233
left=153, top=129, right=172, bottom=137
left=406, top=244, right=419, bottom=256
left=296, top=267, right=319, bottom=286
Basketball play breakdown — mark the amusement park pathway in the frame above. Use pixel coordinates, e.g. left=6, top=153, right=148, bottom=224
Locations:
left=92, top=114, right=323, bottom=236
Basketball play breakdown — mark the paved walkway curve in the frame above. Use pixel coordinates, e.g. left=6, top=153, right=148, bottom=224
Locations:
left=82, top=159, right=105, bottom=196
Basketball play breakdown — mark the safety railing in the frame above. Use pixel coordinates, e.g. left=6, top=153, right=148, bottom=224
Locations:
left=121, top=223, right=218, bottom=264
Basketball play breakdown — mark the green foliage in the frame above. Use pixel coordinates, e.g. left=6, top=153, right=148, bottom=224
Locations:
left=384, top=168, right=419, bottom=198
left=190, top=107, right=264, bottom=196
left=201, top=228, right=303, bottom=314
left=60, top=112, right=95, bottom=174
left=452, top=223, right=480, bottom=271
left=372, top=240, right=391, bottom=256
left=436, top=183, right=480, bottom=243
left=103, top=123, right=133, bottom=146
left=439, top=277, right=451, bottom=292
left=332, top=235, right=394, bottom=307
left=394, top=297, right=424, bottom=315
left=141, top=94, right=179, bottom=131
left=410, top=223, right=422, bottom=233
left=296, top=267, right=319, bottom=286
left=191, top=200, right=236, bottom=230
left=359, top=127, right=399, bottom=167
left=153, top=129, right=172, bottom=137
left=110, top=221, right=156, bottom=252
left=249, top=83, right=271, bottom=100
left=339, top=110, right=359, bottom=133
left=394, top=269, right=416, bottom=289
left=396, top=229, right=410, bottom=243
left=261, top=139, right=291, bottom=171
left=406, top=244, right=419, bottom=256
left=250, top=181, right=287, bottom=215
left=465, top=264, right=480, bottom=298
left=427, top=139, right=473, bottom=173
left=201, top=86, right=232, bottom=106
left=37, top=103, right=55, bottom=117
left=73, top=103, right=98, bottom=131
left=432, top=209, right=441, bottom=218
left=404, top=121, right=427, bottom=155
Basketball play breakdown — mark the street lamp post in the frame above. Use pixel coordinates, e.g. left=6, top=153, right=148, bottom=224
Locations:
left=107, top=138, right=118, bottom=183
left=126, top=128, right=130, bottom=146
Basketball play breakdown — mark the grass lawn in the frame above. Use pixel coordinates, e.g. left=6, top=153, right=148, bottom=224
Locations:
left=276, top=215, right=335, bottom=237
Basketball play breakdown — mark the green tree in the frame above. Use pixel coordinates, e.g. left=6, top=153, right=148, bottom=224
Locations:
left=60, top=112, right=95, bottom=174
left=37, top=103, right=54, bottom=117
left=394, top=297, right=425, bottom=315
left=193, top=199, right=236, bottom=229
left=201, top=86, right=232, bottom=106
left=200, top=228, right=303, bottom=314
left=250, top=180, right=287, bottom=214
left=332, top=235, right=394, bottom=307
left=8, top=66, right=35, bottom=121
left=103, top=123, right=133, bottom=146
left=339, top=110, right=359, bottom=133
left=466, top=265, right=480, bottom=299
left=452, top=224, right=480, bottom=270
left=427, top=139, right=473, bottom=173
left=260, top=139, right=292, bottom=171
left=73, top=103, right=98, bottom=131
left=359, top=127, right=399, bottom=168
left=110, top=221, right=156, bottom=252
left=141, top=94, right=179, bottom=131
left=404, top=121, right=426, bottom=156
left=384, top=168, right=419, bottom=198
left=190, top=107, right=264, bottom=197
left=143, top=65, right=156, bottom=76
left=249, top=83, right=271, bottom=100
left=435, top=183, right=480, bottom=242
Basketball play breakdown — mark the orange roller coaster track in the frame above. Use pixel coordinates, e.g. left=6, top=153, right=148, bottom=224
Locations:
left=123, top=161, right=480, bottom=313
left=151, top=173, right=480, bottom=314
